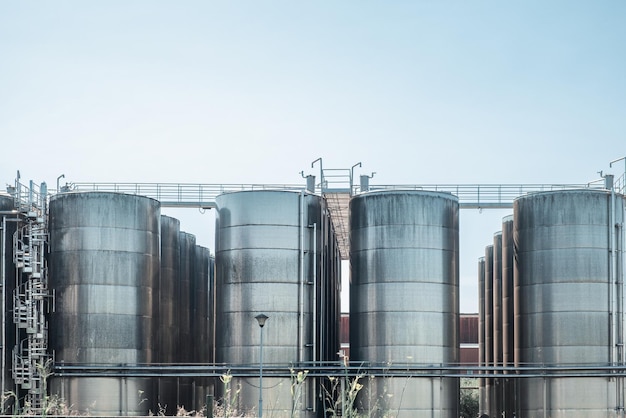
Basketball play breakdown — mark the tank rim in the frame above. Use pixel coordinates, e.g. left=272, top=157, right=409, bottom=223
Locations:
left=514, top=187, right=617, bottom=202
left=49, top=190, right=160, bottom=204
left=353, top=188, right=458, bottom=201
left=216, top=188, right=318, bottom=199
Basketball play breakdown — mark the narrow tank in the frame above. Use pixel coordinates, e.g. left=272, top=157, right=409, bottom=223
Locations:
left=484, top=244, right=494, bottom=416
left=178, top=231, right=196, bottom=411
left=349, top=190, right=459, bottom=417
left=501, top=215, right=515, bottom=417
left=514, top=189, right=624, bottom=417
left=477, top=257, right=487, bottom=416
left=215, top=190, right=338, bottom=417
left=193, top=245, right=212, bottom=412
left=0, top=194, right=17, bottom=410
left=157, top=215, right=181, bottom=415
left=492, top=232, right=503, bottom=418
left=48, top=192, right=160, bottom=416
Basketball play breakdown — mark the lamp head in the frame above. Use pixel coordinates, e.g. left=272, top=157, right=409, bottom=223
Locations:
left=255, top=313, right=269, bottom=328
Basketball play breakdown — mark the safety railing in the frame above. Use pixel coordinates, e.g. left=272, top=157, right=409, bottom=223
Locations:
left=368, top=183, right=606, bottom=208
left=71, top=182, right=306, bottom=207
left=69, top=182, right=610, bottom=209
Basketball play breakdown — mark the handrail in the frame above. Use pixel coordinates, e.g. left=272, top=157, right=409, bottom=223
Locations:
left=69, top=182, right=608, bottom=209
left=53, top=361, right=626, bottom=379
left=369, top=183, right=606, bottom=208
left=71, top=182, right=306, bottom=208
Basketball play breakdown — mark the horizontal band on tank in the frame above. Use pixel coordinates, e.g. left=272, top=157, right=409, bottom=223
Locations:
left=349, top=276, right=458, bottom=284
left=54, top=284, right=153, bottom=315
left=351, top=350, right=458, bottom=364
left=216, top=247, right=304, bottom=256
left=515, top=283, right=609, bottom=312
left=50, top=252, right=158, bottom=286
left=520, top=376, right=614, bottom=408
left=50, top=375, right=152, bottom=416
left=350, top=243, right=457, bottom=252
left=350, top=282, right=457, bottom=309
left=515, top=220, right=613, bottom=235
left=217, top=325, right=311, bottom=348
left=51, top=314, right=152, bottom=349
left=53, top=347, right=150, bottom=364
left=350, top=257, right=457, bottom=281
left=516, top=347, right=610, bottom=364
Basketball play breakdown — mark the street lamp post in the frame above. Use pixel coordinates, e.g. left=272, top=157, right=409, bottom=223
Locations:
left=255, top=314, right=269, bottom=418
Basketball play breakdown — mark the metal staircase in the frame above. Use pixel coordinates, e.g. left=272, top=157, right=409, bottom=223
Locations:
left=9, top=179, right=51, bottom=411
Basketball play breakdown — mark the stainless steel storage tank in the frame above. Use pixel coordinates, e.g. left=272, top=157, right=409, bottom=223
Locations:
left=178, top=231, right=196, bottom=411
left=478, top=256, right=487, bottom=416
left=501, top=215, right=514, bottom=418
left=48, top=191, right=160, bottom=416
left=157, top=215, right=181, bottom=415
left=514, top=189, right=624, bottom=418
left=215, top=190, right=338, bottom=417
left=349, top=190, right=459, bottom=418
left=193, top=245, right=212, bottom=412
left=484, top=244, right=494, bottom=417
left=492, top=232, right=503, bottom=418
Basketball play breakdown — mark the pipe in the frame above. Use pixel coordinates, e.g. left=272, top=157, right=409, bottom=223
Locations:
left=614, top=206, right=625, bottom=418
left=350, top=162, right=361, bottom=195
left=298, top=191, right=305, bottom=363
left=311, top=158, right=323, bottom=193
left=312, top=221, right=317, bottom=363
left=611, top=188, right=617, bottom=368
left=56, top=174, right=65, bottom=193
left=542, top=376, right=547, bottom=418
left=311, top=221, right=317, bottom=413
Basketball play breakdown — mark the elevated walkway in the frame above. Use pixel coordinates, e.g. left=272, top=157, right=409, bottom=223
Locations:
left=71, top=181, right=607, bottom=260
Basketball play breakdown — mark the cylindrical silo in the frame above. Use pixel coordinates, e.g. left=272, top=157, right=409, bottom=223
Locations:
left=501, top=215, right=515, bottom=418
left=48, top=192, right=160, bottom=416
left=514, top=189, right=624, bottom=418
left=178, top=231, right=196, bottom=411
left=157, top=215, right=181, bottom=415
left=215, top=190, right=335, bottom=417
left=0, top=194, right=17, bottom=411
left=478, top=256, right=487, bottom=416
left=484, top=244, right=494, bottom=417
left=492, top=232, right=503, bottom=418
left=349, top=190, right=459, bottom=418
left=193, top=245, right=212, bottom=412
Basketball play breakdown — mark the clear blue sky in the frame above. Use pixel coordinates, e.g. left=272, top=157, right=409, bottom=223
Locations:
left=1, top=1, right=624, bottom=312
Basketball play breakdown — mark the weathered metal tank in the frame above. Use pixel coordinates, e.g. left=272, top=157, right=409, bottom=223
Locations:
left=349, top=190, right=459, bottom=417
left=193, top=245, right=212, bottom=412
left=48, top=191, right=160, bottom=416
left=178, top=231, right=196, bottom=411
left=215, top=190, right=340, bottom=417
left=514, top=189, right=624, bottom=418
left=157, top=215, right=181, bottom=415
left=478, top=256, right=487, bottom=416
left=484, top=244, right=494, bottom=416
left=501, top=215, right=515, bottom=417
left=492, top=232, right=503, bottom=417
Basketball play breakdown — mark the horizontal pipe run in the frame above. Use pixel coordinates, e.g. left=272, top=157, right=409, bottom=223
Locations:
left=54, top=363, right=626, bottom=379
